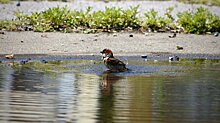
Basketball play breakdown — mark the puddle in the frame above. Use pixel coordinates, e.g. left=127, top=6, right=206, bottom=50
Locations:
left=0, top=57, right=220, bottom=122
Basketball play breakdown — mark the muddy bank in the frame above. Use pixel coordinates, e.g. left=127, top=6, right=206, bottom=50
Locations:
left=0, top=31, right=219, bottom=58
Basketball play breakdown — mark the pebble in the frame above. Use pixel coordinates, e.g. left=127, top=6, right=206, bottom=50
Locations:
left=20, top=58, right=31, bottom=65
left=129, top=34, right=133, bottom=37
left=169, top=33, right=176, bottom=38
left=20, top=60, right=27, bottom=65
left=169, top=56, right=180, bottom=62
left=176, top=46, right=183, bottom=50
left=214, top=32, right=219, bottom=37
left=141, top=55, right=147, bottom=59
left=154, top=60, right=158, bottom=62
left=16, top=2, right=20, bottom=6
left=5, top=54, right=14, bottom=59
left=41, top=34, right=48, bottom=38
left=113, top=33, right=117, bottom=37
left=41, top=59, right=48, bottom=64
left=144, top=32, right=149, bottom=36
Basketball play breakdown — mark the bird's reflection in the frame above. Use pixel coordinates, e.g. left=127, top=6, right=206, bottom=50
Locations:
left=97, top=71, right=124, bottom=122
left=100, top=71, right=124, bottom=96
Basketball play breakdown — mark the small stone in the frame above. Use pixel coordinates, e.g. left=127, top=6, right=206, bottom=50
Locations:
left=94, top=39, right=98, bottom=41
left=21, top=40, right=24, bottom=43
left=41, top=60, right=48, bottom=64
left=0, top=31, right=5, bottom=34
left=176, top=46, right=183, bottom=50
left=144, top=32, right=149, bottom=36
left=16, top=2, right=20, bottom=7
left=113, top=33, right=117, bottom=37
left=141, top=55, right=147, bottom=59
left=17, top=27, right=24, bottom=31
left=20, top=60, right=27, bottom=65
left=169, top=56, right=180, bottom=61
left=41, top=34, right=48, bottom=38
left=5, top=54, right=14, bottom=59
left=214, top=32, right=219, bottom=37
left=129, top=34, right=133, bottom=37
left=169, top=33, right=176, bottom=38
left=175, top=56, right=180, bottom=61
left=169, top=57, right=174, bottom=61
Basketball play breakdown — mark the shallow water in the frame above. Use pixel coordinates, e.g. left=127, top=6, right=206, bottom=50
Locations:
left=0, top=58, right=220, bottom=123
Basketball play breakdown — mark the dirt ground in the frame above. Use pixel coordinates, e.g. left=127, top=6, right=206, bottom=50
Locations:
left=0, top=31, right=219, bottom=56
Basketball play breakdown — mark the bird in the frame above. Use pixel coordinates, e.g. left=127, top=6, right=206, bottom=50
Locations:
left=100, top=49, right=128, bottom=72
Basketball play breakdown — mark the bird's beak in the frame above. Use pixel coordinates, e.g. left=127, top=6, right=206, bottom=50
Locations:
left=100, top=51, right=104, bottom=54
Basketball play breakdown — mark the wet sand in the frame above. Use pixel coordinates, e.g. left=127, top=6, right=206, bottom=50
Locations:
left=0, top=31, right=219, bottom=56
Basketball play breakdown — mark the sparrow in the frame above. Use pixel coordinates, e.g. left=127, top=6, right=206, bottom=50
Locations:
left=100, top=49, right=128, bottom=72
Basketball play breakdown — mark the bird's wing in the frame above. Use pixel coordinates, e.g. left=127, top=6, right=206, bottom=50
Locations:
left=107, top=57, right=126, bottom=66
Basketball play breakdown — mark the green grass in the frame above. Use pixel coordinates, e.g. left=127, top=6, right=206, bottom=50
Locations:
left=178, top=0, right=220, bottom=6
left=143, top=7, right=176, bottom=31
left=0, top=6, right=220, bottom=34
left=177, top=7, right=220, bottom=34
left=0, top=0, right=10, bottom=4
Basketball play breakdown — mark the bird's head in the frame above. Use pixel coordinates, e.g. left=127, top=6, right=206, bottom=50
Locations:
left=100, top=49, right=114, bottom=58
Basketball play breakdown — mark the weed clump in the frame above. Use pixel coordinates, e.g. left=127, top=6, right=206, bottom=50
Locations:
left=0, top=6, right=219, bottom=34
left=143, top=7, right=176, bottom=32
left=177, top=7, right=220, bottom=34
left=11, top=6, right=140, bottom=33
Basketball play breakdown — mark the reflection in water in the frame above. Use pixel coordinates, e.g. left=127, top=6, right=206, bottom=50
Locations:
left=0, top=65, right=78, bottom=122
left=98, top=72, right=125, bottom=122
left=0, top=61, right=220, bottom=123
left=100, top=72, right=124, bottom=95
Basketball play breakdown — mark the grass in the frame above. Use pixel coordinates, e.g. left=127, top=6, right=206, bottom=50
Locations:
left=0, top=0, right=10, bottom=4
left=0, top=6, right=219, bottom=34
left=143, top=7, right=176, bottom=32
left=178, top=0, right=220, bottom=6
left=177, top=7, right=220, bottom=34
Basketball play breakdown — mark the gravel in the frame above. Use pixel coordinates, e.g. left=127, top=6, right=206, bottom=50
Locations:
left=0, top=31, right=219, bottom=55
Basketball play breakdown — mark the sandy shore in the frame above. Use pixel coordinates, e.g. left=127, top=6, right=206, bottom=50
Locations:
left=0, top=31, right=219, bottom=56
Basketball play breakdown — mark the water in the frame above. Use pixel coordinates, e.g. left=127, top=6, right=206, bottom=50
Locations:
left=0, top=58, right=220, bottom=123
